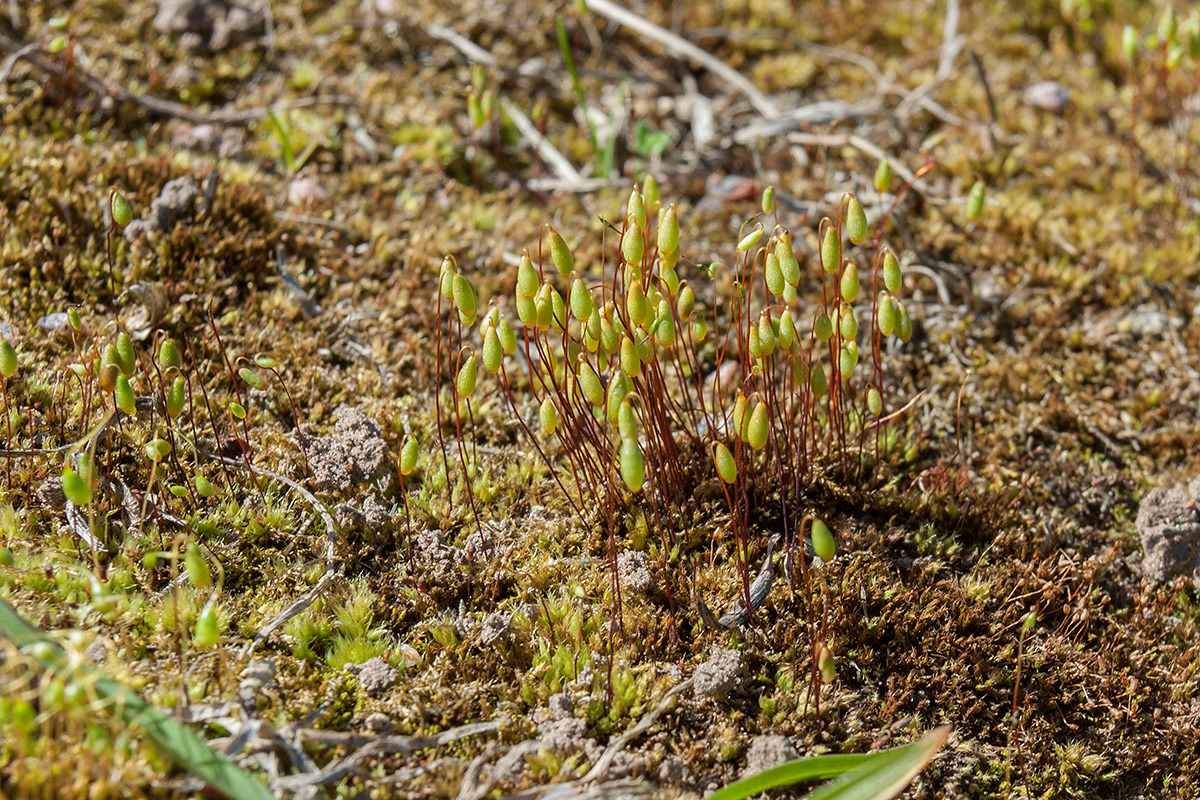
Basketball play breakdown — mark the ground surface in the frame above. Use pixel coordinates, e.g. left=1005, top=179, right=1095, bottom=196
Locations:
left=2, top=1, right=1200, bottom=798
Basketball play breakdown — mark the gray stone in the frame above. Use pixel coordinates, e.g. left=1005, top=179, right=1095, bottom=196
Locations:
left=345, top=657, right=398, bottom=697
left=480, top=612, right=512, bottom=647
left=693, top=646, right=744, bottom=700
left=743, top=735, right=799, bottom=776
left=617, top=550, right=654, bottom=595
left=1136, top=479, right=1200, bottom=587
left=297, top=406, right=389, bottom=493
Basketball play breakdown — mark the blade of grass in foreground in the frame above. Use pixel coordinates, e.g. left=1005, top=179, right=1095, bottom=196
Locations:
left=0, top=599, right=274, bottom=800
left=708, top=725, right=951, bottom=800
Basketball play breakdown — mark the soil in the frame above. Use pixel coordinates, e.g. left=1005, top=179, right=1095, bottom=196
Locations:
left=2, top=1, right=1200, bottom=799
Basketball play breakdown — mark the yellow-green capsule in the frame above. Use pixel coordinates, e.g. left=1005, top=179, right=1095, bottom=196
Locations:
left=867, top=385, right=883, bottom=416
left=626, top=278, right=649, bottom=326
left=736, top=225, right=763, bottom=253
left=600, top=314, right=619, bottom=355
left=713, top=442, right=737, bottom=484
left=747, top=324, right=762, bottom=360
left=643, top=174, right=660, bottom=209
left=839, top=341, right=859, bottom=374
left=114, top=375, right=136, bottom=415
left=497, top=315, right=518, bottom=355
left=516, top=251, right=539, bottom=298
left=818, top=643, right=836, bottom=683
left=690, top=317, right=707, bottom=342
left=765, top=251, right=784, bottom=298
left=619, top=436, right=645, bottom=492
left=482, top=327, right=503, bottom=373
left=110, top=191, right=133, bottom=228
left=655, top=300, right=675, bottom=347
left=814, top=312, right=834, bottom=342
left=619, top=335, right=641, bottom=378
left=535, top=285, right=554, bottom=332
left=195, top=474, right=215, bottom=497
left=540, top=396, right=559, bottom=434
left=570, top=275, right=594, bottom=321
left=676, top=283, right=695, bottom=321
left=775, top=235, right=801, bottom=286
left=846, top=194, right=868, bottom=245
left=239, top=367, right=266, bottom=390
left=839, top=304, right=858, bottom=340
left=400, top=435, right=419, bottom=475
left=115, top=332, right=136, bottom=377
left=158, top=338, right=181, bottom=371
left=453, top=275, right=477, bottom=321
left=810, top=362, right=827, bottom=397
left=67, top=308, right=82, bottom=331
left=76, top=452, right=95, bottom=486
left=659, top=264, right=679, bottom=295
left=761, top=185, right=775, bottom=215
left=516, top=294, right=537, bottom=328
left=0, top=340, right=16, bottom=379
left=657, top=203, right=679, bottom=256
left=820, top=224, right=839, bottom=273
left=966, top=180, right=985, bottom=221
left=621, top=219, right=644, bottom=266
left=628, top=187, right=646, bottom=231
left=778, top=309, right=797, bottom=351
left=61, top=464, right=93, bottom=506
left=895, top=299, right=913, bottom=342
left=549, top=285, right=567, bottom=332
left=874, top=159, right=892, bottom=194
left=185, top=543, right=211, bottom=589
left=840, top=261, right=860, bottom=303
left=746, top=401, right=769, bottom=451
left=193, top=604, right=221, bottom=647
left=782, top=283, right=797, bottom=305
left=229, top=401, right=246, bottom=420
left=811, top=518, right=835, bottom=560
left=877, top=293, right=897, bottom=336
left=757, top=311, right=776, bottom=356
left=144, top=438, right=171, bottom=462
left=549, top=228, right=574, bottom=277
left=456, top=353, right=478, bottom=398
left=578, top=357, right=605, bottom=406
left=882, top=249, right=901, bottom=294
left=606, top=369, right=631, bottom=424
left=440, top=256, right=457, bottom=299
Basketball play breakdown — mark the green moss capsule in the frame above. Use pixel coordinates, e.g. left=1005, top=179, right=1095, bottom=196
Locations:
left=867, top=385, right=883, bottom=416
left=144, top=438, right=171, bottom=462
left=846, top=194, right=868, bottom=245
left=732, top=392, right=749, bottom=440
left=110, top=191, right=133, bottom=228
left=895, top=299, right=913, bottom=342
left=482, top=327, right=503, bottom=373
left=114, top=375, right=136, bottom=415
left=839, top=304, right=858, bottom=340
left=775, top=234, right=801, bottom=286
left=61, top=464, right=93, bottom=506
left=657, top=203, right=679, bottom=255
left=618, top=397, right=638, bottom=438
left=497, top=315, right=518, bottom=355
left=690, top=317, right=707, bottom=342
left=452, top=275, right=477, bottom=321
left=621, top=219, right=644, bottom=266
left=67, top=308, right=82, bottom=331
left=539, top=396, right=559, bottom=434
left=761, top=185, right=775, bottom=215
left=821, top=224, right=839, bottom=273
left=745, top=401, right=769, bottom=451
left=0, top=340, right=16, bottom=379
left=578, top=357, right=605, bottom=406
left=713, top=442, right=737, bottom=484
left=549, top=228, right=574, bottom=277
left=115, top=332, right=136, bottom=377
left=811, top=518, right=835, bottom=560
left=877, top=293, right=897, bottom=336
left=814, top=312, right=834, bottom=342
left=606, top=369, right=631, bottom=424
left=158, top=338, right=181, bottom=371
left=239, top=367, right=266, bottom=390
left=643, top=174, right=660, bottom=209
left=627, top=187, right=646, bottom=231
left=194, top=604, right=221, bottom=647
left=456, top=353, right=478, bottom=398
left=676, top=283, right=695, bottom=322
left=818, top=643, right=836, bottom=683
left=400, top=435, right=419, bottom=476
left=516, top=251, right=539, bottom=298
left=810, top=362, right=827, bottom=397
left=195, top=474, right=215, bottom=497
left=626, top=278, right=649, bottom=326
left=765, top=251, right=784, bottom=298
left=516, top=294, right=537, bottom=327
left=966, top=180, right=985, bottom=221
left=736, top=225, right=763, bottom=253
left=185, top=543, right=211, bottom=589
left=757, top=311, right=776, bottom=356
left=882, top=249, right=901, bottom=294
left=619, top=436, right=645, bottom=492
left=840, top=261, right=860, bottom=303
left=839, top=341, right=859, bottom=374
left=570, top=275, right=594, bottom=321
left=874, top=159, right=892, bottom=194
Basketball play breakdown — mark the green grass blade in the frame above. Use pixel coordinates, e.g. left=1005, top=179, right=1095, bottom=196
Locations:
left=804, top=725, right=951, bottom=800
left=708, top=726, right=950, bottom=800
left=708, top=753, right=875, bottom=800
left=266, top=107, right=296, bottom=174
left=555, top=16, right=597, bottom=155
left=0, top=599, right=274, bottom=800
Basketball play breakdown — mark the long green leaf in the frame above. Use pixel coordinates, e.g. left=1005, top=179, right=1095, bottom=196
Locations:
left=708, top=725, right=951, bottom=800
left=555, top=16, right=598, bottom=155
left=0, top=599, right=274, bottom=800
left=266, top=107, right=296, bottom=174
left=708, top=753, right=875, bottom=800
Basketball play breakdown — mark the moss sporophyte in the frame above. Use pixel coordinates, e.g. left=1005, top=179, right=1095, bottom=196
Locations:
left=432, top=181, right=913, bottom=634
